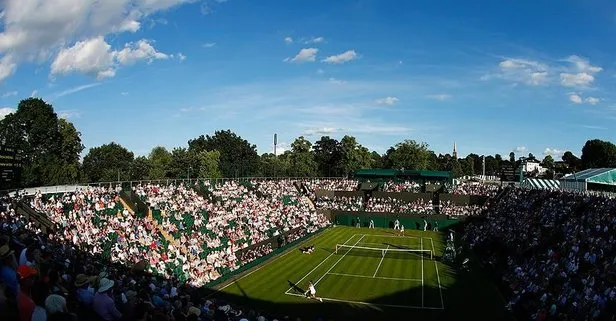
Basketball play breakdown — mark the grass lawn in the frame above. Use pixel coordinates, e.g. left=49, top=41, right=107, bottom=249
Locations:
left=208, top=226, right=513, bottom=321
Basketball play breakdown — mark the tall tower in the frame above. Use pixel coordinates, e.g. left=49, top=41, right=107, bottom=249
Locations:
left=453, top=142, right=458, bottom=159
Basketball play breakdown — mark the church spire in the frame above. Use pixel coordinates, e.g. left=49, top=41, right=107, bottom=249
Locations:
left=453, top=141, right=458, bottom=159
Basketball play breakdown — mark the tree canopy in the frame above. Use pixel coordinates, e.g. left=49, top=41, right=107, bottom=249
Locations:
left=82, top=142, right=134, bottom=182
left=188, top=130, right=259, bottom=177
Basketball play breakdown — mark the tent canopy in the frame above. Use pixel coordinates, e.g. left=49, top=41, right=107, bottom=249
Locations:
left=522, top=178, right=560, bottom=190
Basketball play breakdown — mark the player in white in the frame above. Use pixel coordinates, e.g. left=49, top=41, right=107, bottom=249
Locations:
left=399, top=224, right=405, bottom=236
left=394, top=219, right=400, bottom=230
left=305, top=281, right=323, bottom=302
left=369, top=219, right=375, bottom=229
left=423, top=219, right=428, bottom=231
left=356, top=217, right=361, bottom=228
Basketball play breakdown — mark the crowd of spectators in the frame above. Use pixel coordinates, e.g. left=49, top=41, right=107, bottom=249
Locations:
left=451, top=182, right=500, bottom=197
left=304, top=179, right=357, bottom=199
left=0, top=193, right=316, bottom=321
left=365, top=198, right=434, bottom=215
left=382, top=180, right=421, bottom=193
left=439, top=201, right=486, bottom=216
left=463, top=188, right=616, bottom=320
left=314, top=196, right=363, bottom=212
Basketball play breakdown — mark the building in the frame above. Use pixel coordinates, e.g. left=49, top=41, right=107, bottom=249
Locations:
left=560, top=168, right=616, bottom=192
left=452, top=142, right=458, bottom=159
left=521, top=159, right=547, bottom=175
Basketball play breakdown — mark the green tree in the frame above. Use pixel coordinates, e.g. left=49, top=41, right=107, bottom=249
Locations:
left=370, top=151, right=385, bottom=169
left=0, top=98, right=83, bottom=186
left=581, top=139, right=616, bottom=169
left=290, top=136, right=317, bottom=177
left=387, top=140, right=433, bottom=170
left=461, top=156, right=475, bottom=176
left=259, top=153, right=292, bottom=177
left=131, top=156, right=151, bottom=180
left=168, top=147, right=200, bottom=179
left=148, top=146, right=172, bottom=179
left=509, top=152, right=515, bottom=163
left=313, top=136, right=342, bottom=177
left=82, top=142, right=134, bottom=182
left=339, top=135, right=365, bottom=175
left=197, top=150, right=222, bottom=178
left=541, top=155, right=554, bottom=169
left=188, top=130, right=259, bottom=177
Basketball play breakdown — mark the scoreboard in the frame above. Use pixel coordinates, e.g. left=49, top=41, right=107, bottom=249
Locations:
left=500, top=163, right=517, bottom=182
left=0, top=147, right=22, bottom=189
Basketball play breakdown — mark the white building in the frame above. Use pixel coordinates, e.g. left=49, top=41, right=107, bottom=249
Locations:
left=522, top=160, right=547, bottom=175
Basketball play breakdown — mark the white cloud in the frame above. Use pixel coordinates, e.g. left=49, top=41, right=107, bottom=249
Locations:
left=57, top=109, right=81, bottom=119
left=1, top=91, right=17, bottom=98
left=560, top=55, right=602, bottom=88
left=30, top=90, right=38, bottom=97
left=375, top=96, right=399, bottom=105
left=50, top=36, right=116, bottom=79
left=202, top=42, right=216, bottom=48
left=514, top=146, right=527, bottom=153
left=54, top=83, right=101, bottom=98
left=0, top=0, right=202, bottom=82
left=0, top=107, right=15, bottom=120
left=285, top=48, right=318, bottom=63
left=305, top=36, right=325, bottom=44
left=322, top=50, right=358, bottom=64
left=121, top=92, right=129, bottom=96
left=116, top=39, right=169, bottom=65
left=428, top=94, right=451, bottom=101
left=178, top=53, right=186, bottom=62
left=284, top=37, right=293, bottom=44
left=490, top=58, right=549, bottom=86
left=272, top=142, right=289, bottom=154
left=303, top=127, right=339, bottom=136
left=585, top=97, right=600, bottom=105
left=328, top=78, right=345, bottom=84
left=569, top=94, right=583, bottom=104
left=560, top=72, right=595, bottom=87
left=544, top=148, right=564, bottom=157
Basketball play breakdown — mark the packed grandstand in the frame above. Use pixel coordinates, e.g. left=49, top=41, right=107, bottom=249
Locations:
left=1, top=177, right=615, bottom=320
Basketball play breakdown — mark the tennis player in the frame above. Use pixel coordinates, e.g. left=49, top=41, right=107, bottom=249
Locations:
left=369, top=219, right=375, bottom=229
left=399, top=224, right=405, bottom=236
left=394, top=219, right=400, bottom=230
left=305, top=281, right=323, bottom=302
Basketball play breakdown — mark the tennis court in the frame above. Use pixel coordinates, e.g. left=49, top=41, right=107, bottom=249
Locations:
left=284, top=233, right=444, bottom=309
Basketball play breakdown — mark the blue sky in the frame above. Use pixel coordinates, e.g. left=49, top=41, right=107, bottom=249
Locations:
left=1, top=0, right=615, bottom=159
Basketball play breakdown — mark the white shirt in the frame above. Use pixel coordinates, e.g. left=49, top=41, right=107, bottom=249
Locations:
left=309, top=284, right=316, bottom=294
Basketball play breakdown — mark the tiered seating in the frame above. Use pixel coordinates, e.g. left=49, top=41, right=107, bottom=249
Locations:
left=315, top=196, right=364, bottom=211
left=365, top=197, right=434, bottom=215
left=304, top=178, right=358, bottom=198
left=464, top=188, right=616, bottom=320
left=383, top=180, right=421, bottom=192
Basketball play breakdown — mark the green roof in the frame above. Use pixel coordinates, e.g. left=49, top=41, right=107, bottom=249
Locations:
left=562, top=168, right=616, bottom=184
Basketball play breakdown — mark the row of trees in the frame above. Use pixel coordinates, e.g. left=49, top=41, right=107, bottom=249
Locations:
left=0, top=98, right=607, bottom=187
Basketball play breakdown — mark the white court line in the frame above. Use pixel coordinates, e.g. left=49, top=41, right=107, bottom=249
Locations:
left=373, top=245, right=389, bottom=277
left=284, top=291, right=444, bottom=310
left=369, top=234, right=421, bottom=240
left=356, top=242, right=389, bottom=247
left=429, top=237, right=445, bottom=309
left=284, top=233, right=358, bottom=294
left=213, top=227, right=339, bottom=295
left=328, top=272, right=422, bottom=282
left=420, top=237, right=424, bottom=307
left=313, top=234, right=366, bottom=286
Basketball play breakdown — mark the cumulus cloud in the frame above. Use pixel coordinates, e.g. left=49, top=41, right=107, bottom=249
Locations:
left=0, top=107, right=15, bottom=120
left=560, top=55, right=602, bottom=88
left=585, top=97, right=600, bottom=105
left=285, top=48, right=318, bottom=63
left=284, top=37, right=293, bottom=44
left=569, top=94, right=583, bottom=104
left=50, top=37, right=168, bottom=79
left=375, top=96, right=399, bottom=105
left=544, top=148, right=564, bottom=157
left=487, top=58, right=549, bottom=86
left=322, top=50, right=358, bottom=64
left=0, top=0, right=208, bottom=82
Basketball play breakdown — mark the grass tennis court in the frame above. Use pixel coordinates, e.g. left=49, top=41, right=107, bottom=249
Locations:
left=210, top=226, right=513, bottom=321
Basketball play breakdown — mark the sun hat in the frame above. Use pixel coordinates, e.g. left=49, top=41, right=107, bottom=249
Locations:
left=74, top=274, right=94, bottom=287
left=17, top=265, right=38, bottom=279
left=0, top=244, right=14, bottom=259
left=188, top=306, right=201, bottom=317
left=98, top=278, right=115, bottom=293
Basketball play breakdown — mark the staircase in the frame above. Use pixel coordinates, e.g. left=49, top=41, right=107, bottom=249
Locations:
left=148, top=208, right=189, bottom=257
